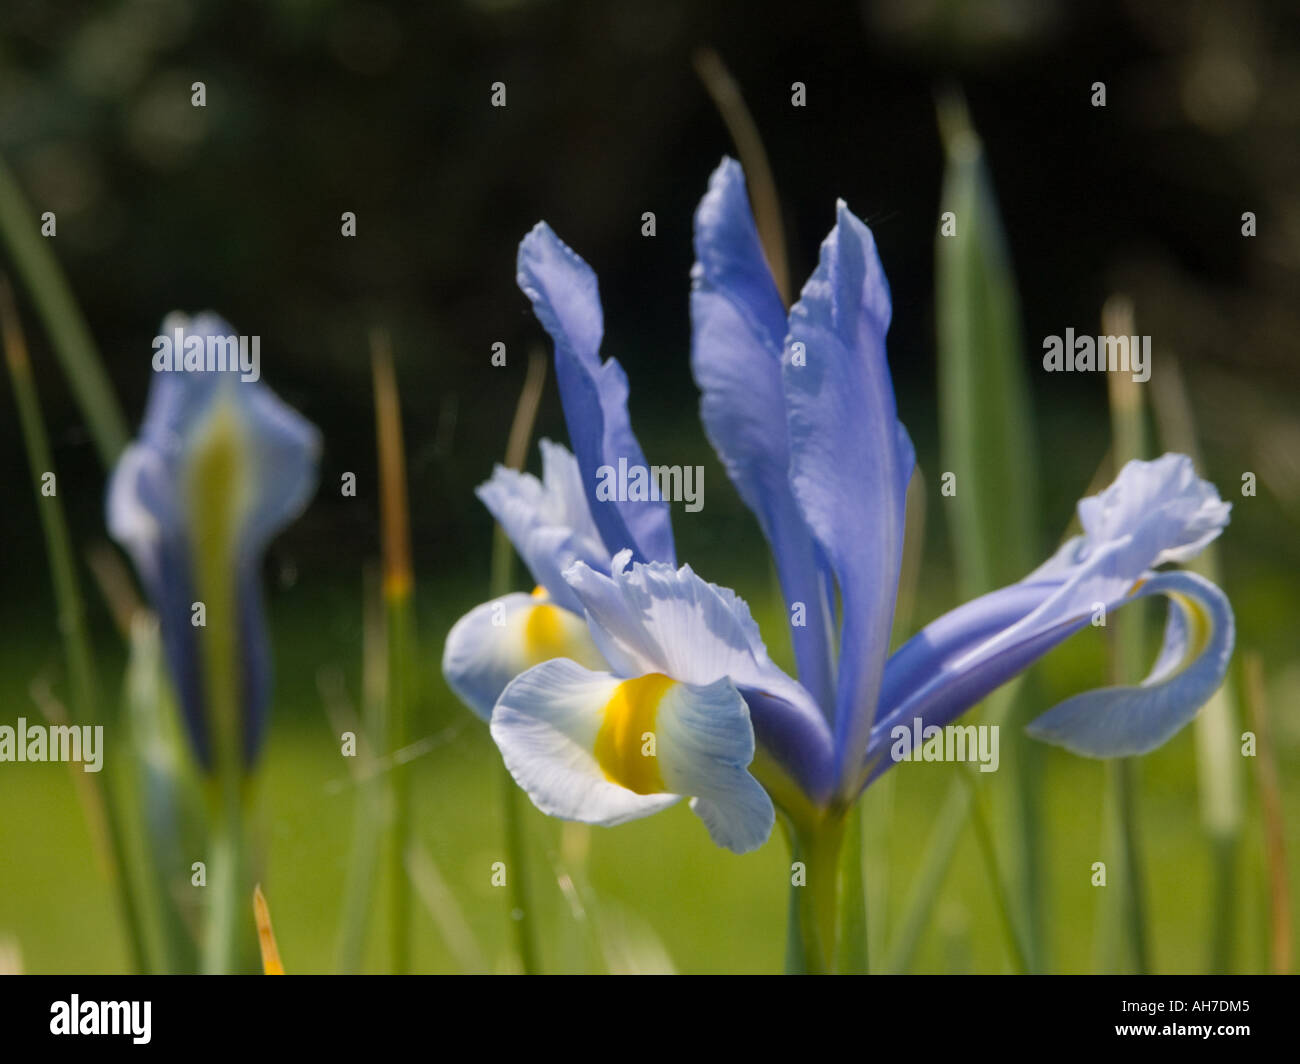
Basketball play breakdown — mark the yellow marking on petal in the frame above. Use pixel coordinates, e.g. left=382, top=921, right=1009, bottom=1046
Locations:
left=530, top=585, right=548, bottom=599
left=523, top=603, right=572, bottom=661
left=1168, top=590, right=1211, bottom=660
left=594, top=673, right=672, bottom=795
left=252, top=884, right=284, bottom=975
left=185, top=392, right=251, bottom=779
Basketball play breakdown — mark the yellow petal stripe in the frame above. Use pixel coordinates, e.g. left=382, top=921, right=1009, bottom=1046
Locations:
left=594, top=673, right=673, bottom=794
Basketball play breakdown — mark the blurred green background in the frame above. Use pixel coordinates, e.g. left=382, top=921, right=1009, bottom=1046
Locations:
left=0, top=0, right=1297, bottom=973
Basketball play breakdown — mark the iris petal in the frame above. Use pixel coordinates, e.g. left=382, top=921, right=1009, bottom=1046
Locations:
left=441, top=590, right=606, bottom=720
left=690, top=158, right=835, bottom=711
left=563, top=550, right=833, bottom=800
left=864, top=453, right=1233, bottom=786
left=782, top=203, right=914, bottom=796
left=516, top=224, right=675, bottom=565
left=1025, top=570, right=1234, bottom=756
left=106, top=312, right=319, bottom=767
left=491, top=658, right=773, bottom=853
left=476, top=439, right=610, bottom=613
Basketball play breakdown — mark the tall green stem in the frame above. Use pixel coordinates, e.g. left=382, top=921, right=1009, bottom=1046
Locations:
left=785, top=817, right=845, bottom=974
left=836, top=802, right=869, bottom=973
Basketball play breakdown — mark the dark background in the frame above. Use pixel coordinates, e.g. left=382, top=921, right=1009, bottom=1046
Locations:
left=1, top=0, right=1296, bottom=625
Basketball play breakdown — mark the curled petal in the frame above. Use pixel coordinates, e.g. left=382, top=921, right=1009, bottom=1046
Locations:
left=491, top=659, right=773, bottom=853
left=441, top=590, right=606, bottom=721
left=866, top=453, right=1233, bottom=786
left=1025, top=570, right=1234, bottom=756
left=517, top=224, right=675, bottom=565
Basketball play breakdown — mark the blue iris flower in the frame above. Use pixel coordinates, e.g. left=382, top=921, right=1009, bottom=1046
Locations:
left=443, top=159, right=1233, bottom=855
left=107, top=312, right=320, bottom=769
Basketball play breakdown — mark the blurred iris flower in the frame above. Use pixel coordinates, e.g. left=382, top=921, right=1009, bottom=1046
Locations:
left=107, top=312, right=320, bottom=770
left=443, top=159, right=1234, bottom=857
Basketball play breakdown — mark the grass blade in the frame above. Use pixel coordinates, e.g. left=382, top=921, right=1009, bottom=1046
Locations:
left=1101, top=294, right=1152, bottom=974
left=908, top=89, right=1043, bottom=971
left=0, top=276, right=148, bottom=971
left=371, top=329, right=418, bottom=974
left=0, top=154, right=128, bottom=466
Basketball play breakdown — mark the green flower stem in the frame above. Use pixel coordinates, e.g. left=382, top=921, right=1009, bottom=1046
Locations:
left=1, top=280, right=148, bottom=972
left=836, top=801, right=869, bottom=974
left=785, top=816, right=845, bottom=974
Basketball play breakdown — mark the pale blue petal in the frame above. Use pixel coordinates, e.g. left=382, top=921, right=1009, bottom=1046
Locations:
left=782, top=203, right=913, bottom=796
left=475, top=439, right=610, bottom=613
left=492, top=658, right=772, bottom=853
left=491, top=659, right=680, bottom=825
left=106, top=312, right=319, bottom=767
left=516, top=224, right=675, bottom=565
left=864, top=453, right=1233, bottom=787
left=690, top=158, right=835, bottom=710
left=1025, top=570, right=1234, bottom=756
left=441, top=591, right=606, bottom=720
left=564, top=551, right=835, bottom=801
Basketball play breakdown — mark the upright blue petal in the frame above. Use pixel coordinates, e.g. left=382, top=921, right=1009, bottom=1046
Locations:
left=107, top=312, right=320, bottom=767
left=517, top=224, right=675, bottom=565
left=690, top=158, right=835, bottom=712
left=782, top=204, right=914, bottom=797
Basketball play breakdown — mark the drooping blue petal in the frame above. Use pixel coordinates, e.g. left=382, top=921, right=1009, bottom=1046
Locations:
left=863, top=453, right=1232, bottom=787
left=1025, top=570, right=1234, bottom=756
left=782, top=203, right=914, bottom=797
left=517, top=224, right=675, bottom=565
left=564, top=551, right=835, bottom=802
left=106, top=312, right=320, bottom=767
left=491, top=658, right=774, bottom=853
left=476, top=439, right=610, bottom=613
left=690, top=158, right=835, bottom=711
